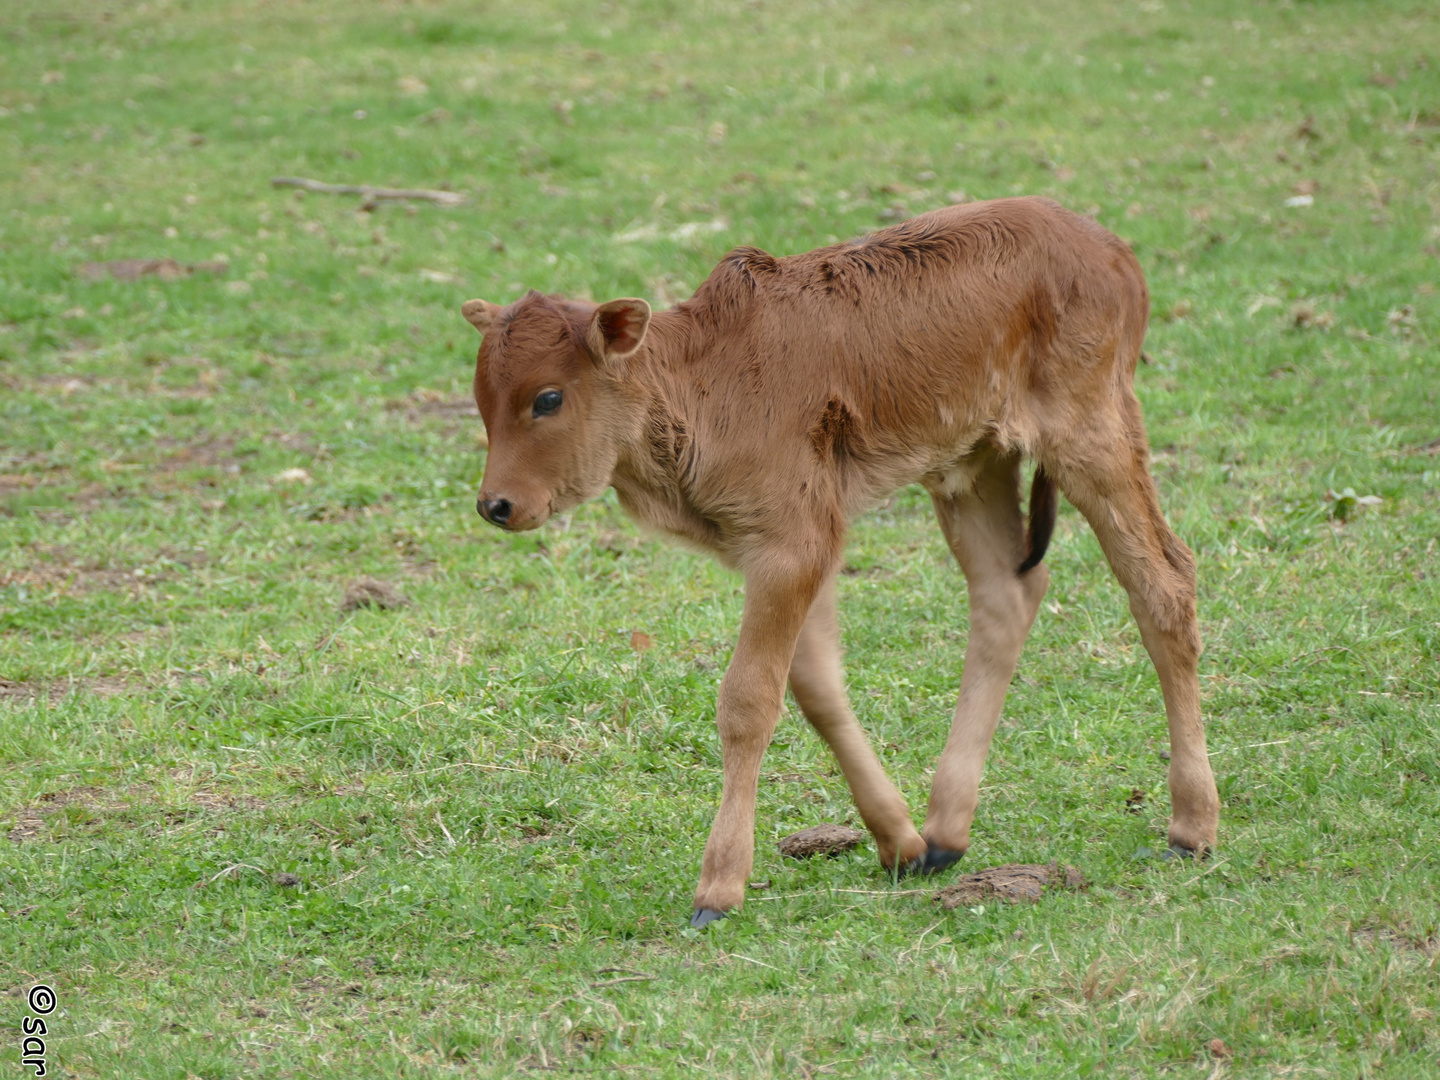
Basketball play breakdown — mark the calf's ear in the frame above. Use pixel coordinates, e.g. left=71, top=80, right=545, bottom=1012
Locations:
left=461, top=299, right=501, bottom=333
left=588, top=298, right=651, bottom=362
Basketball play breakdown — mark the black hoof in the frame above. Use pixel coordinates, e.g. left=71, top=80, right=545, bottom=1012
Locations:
left=690, top=907, right=727, bottom=929
left=900, top=845, right=965, bottom=878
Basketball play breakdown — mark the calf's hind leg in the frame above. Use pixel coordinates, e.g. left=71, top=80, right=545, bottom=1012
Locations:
left=920, top=449, right=1050, bottom=870
left=788, top=577, right=928, bottom=872
left=1055, top=407, right=1220, bottom=855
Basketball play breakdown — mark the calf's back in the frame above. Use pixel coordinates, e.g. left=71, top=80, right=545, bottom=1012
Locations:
left=628, top=197, right=1149, bottom=534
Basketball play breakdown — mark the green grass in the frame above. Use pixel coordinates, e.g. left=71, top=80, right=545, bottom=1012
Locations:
left=2, top=0, right=1439, bottom=1076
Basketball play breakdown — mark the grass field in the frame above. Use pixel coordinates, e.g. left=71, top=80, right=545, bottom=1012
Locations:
left=2, top=0, right=1439, bottom=1075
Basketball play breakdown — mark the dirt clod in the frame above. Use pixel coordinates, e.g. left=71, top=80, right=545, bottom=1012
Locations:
left=932, top=861, right=1086, bottom=909
left=340, top=577, right=409, bottom=612
left=1208, top=1038, right=1232, bottom=1059
left=777, top=823, right=866, bottom=859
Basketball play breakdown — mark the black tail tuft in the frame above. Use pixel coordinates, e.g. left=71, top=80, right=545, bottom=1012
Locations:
left=1017, top=466, right=1057, bottom=575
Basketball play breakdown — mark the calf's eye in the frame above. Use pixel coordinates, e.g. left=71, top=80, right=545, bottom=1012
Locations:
left=532, top=389, right=563, bottom=417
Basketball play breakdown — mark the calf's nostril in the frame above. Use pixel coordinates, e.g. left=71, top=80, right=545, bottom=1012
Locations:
left=481, top=497, right=513, bottom=526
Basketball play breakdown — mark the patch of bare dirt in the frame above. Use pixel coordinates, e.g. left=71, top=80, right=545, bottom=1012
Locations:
left=9, top=814, right=53, bottom=843
left=0, top=451, right=73, bottom=496
left=188, top=790, right=269, bottom=813
left=2, top=478, right=141, bottom=523
left=0, top=679, right=36, bottom=700
left=0, top=676, right=131, bottom=703
left=80, top=675, right=130, bottom=695
left=6, top=784, right=269, bottom=843
left=340, top=577, right=410, bottom=612
left=152, top=436, right=240, bottom=474
left=2, top=542, right=208, bottom=595
left=1, top=550, right=160, bottom=595
left=933, top=862, right=1087, bottom=908
left=593, top=528, right=643, bottom=555
left=2, top=436, right=315, bottom=513
left=0, top=472, right=51, bottom=497
left=6, top=786, right=123, bottom=842
left=76, top=258, right=228, bottom=282
left=525, top=738, right=589, bottom=764
left=153, top=431, right=309, bottom=473
left=385, top=388, right=486, bottom=443
left=1352, top=925, right=1438, bottom=957
left=387, top=388, right=478, bottom=419
left=777, top=823, right=867, bottom=859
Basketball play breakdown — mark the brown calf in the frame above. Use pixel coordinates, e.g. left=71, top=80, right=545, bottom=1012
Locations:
left=460, top=197, right=1219, bottom=928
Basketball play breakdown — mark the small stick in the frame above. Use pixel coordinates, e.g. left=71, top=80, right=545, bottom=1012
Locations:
left=316, top=866, right=368, bottom=891
left=1209, top=738, right=1293, bottom=756
left=590, top=975, right=656, bottom=989
left=721, top=952, right=779, bottom=970
left=752, top=887, right=932, bottom=901
left=271, top=176, right=465, bottom=207
left=435, top=812, right=456, bottom=846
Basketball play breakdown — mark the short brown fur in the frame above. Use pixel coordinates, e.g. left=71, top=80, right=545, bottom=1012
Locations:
left=463, top=197, right=1220, bottom=923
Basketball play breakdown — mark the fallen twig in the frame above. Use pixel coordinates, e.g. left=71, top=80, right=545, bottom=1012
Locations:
left=410, top=760, right=531, bottom=775
left=720, top=952, right=779, bottom=970
left=271, top=176, right=465, bottom=207
left=316, top=866, right=368, bottom=891
left=590, top=975, right=656, bottom=989
left=1209, top=738, right=1293, bottom=756
left=752, top=887, right=933, bottom=901
left=435, top=812, right=456, bottom=846
left=1185, top=856, right=1232, bottom=881
left=539, top=990, right=628, bottom=1025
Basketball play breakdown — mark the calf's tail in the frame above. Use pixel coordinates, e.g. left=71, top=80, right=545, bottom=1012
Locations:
left=1017, top=465, right=1057, bottom=575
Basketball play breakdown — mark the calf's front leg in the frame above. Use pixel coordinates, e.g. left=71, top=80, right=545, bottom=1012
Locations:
left=691, top=557, right=825, bottom=927
left=789, top=576, right=928, bottom=872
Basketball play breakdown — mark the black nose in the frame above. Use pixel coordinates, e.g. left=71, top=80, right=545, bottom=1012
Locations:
left=478, top=496, right=512, bottom=526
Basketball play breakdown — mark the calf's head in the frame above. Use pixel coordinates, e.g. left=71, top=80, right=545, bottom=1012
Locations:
left=462, top=290, right=651, bottom=531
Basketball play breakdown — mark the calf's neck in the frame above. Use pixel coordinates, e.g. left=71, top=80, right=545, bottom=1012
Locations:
left=461, top=197, right=1220, bottom=927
